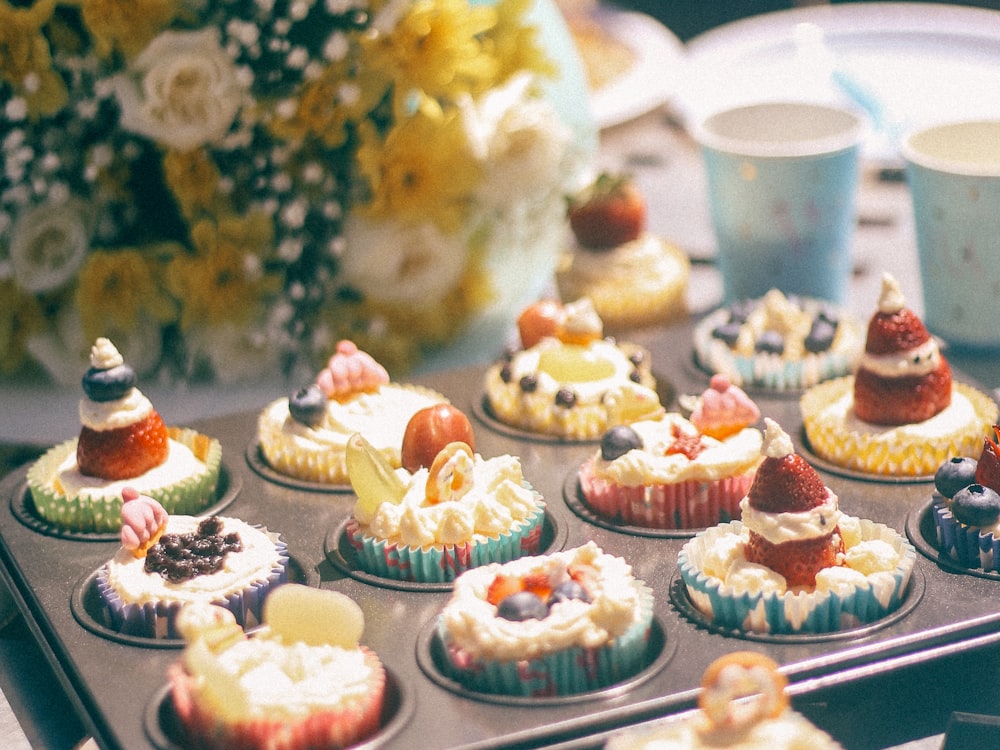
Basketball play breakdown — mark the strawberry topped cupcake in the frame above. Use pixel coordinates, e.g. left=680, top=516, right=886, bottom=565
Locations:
left=802, top=274, right=997, bottom=477
left=483, top=297, right=663, bottom=440
left=257, top=339, right=446, bottom=484
left=27, top=338, right=222, bottom=532
left=578, top=375, right=762, bottom=530
left=678, top=419, right=915, bottom=635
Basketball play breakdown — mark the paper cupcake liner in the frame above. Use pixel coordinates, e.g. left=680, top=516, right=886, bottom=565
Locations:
left=168, top=647, right=386, bottom=750
left=437, top=583, right=654, bottom=697
left=579, top=461, right=753, bottom=529
left=96, top=535, right=288, bottom=639
left=932, top=495, right=1000, bottom=571
left=27, top=429, right=222, bottom=533
left=347, top=504, right=546, bottom=583
left=678, top=520, right=915, bottom=635
left=801, top=379, right=997, bottom=477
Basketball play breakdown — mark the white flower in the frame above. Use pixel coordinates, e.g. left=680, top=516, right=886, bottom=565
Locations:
left=115, top=29, right=247, bottom=151
left=339, top=214, right=468, bottom=308
left=185, top=320, right=285, bottom=384
left=10, top=197, right=92, bottom=294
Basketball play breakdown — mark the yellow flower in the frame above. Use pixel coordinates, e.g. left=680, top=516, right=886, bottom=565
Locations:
left=80, top=0, right=181, bottom=59
left=166, top=213, right=281, bottom=331
left=355, top=110, right=481, bottom=233
left=74, top=247, right=178, bottom=342
left=163, top=149, right=223, bottom=220
left=0, top=279, right=45, bottom=374
left=486, top=0, right=557, bottom=82
left=0, top=0, right=67, bottom=116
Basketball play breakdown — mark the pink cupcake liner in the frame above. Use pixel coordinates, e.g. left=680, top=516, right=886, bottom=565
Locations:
left=579, top=461, right=752, bottom=529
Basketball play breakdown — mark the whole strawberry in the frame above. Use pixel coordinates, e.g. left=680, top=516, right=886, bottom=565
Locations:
left=567, top=173, right=646, bottom=249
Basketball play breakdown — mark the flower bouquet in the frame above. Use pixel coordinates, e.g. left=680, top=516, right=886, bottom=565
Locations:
left=1, top=0, right=593, bottom=384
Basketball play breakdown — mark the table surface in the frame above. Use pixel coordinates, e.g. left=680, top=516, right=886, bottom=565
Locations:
left=3, top=100, right=1000, bottom=750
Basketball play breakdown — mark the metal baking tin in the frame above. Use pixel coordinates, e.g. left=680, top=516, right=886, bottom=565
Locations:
left=2, top=321, right=999, bottom=750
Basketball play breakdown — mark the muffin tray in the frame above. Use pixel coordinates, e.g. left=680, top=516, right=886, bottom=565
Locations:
left=2, top=320, right=1000, bottom=750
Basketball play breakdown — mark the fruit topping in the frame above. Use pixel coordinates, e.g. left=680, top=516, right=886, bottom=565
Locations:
left=537, top=344, right=616, bottom=383
left=486, top=573, right=525, bottom=606
left=950, top=484, right=1000, bottom=528
left=804, top=317, right=837, bottom=353
left=425, top=442, right=475, bottom=504
left=519, top=374, right=539, bottom=393
left=143, top=516, right=243, bottom=583
left=754, top=330, right=784, bottom=355
left=935, top=456, right=979, bottom=499
left=346, top=432, right=407, bottom=520
left=666, top=423, right=706, bottom=460
left=744, top=530, right=841, bottom=588
left=401, top=403, right=475, bottom=474
left=974, top=426, right=1000, bottom=494
left=600, top=425, right=643, bottom=461
left=567, top=172, right=646, bottom=249
left=711, top=320, right=742, bottom=347
left=82, top=363, right=137, bottom=402
left=863, top=274, right=932, bottom=355
left=554, top=388, right=577, bottom=408
left=263, top=584, right=365, bottom=648
left=746, top=419, right=827, bottom=513
left=489, top=566, right=596, bottom=622
left=316, top=340, right=389, bottom=401
left=517, top=299, right=562, bottom=349
left=497, top=591, right=549, bottom=621
left=76, top=410, right=169, bottom=480
left=548, top=580, right=590, bottom=605
left=288, top=384, right=326, bottom=427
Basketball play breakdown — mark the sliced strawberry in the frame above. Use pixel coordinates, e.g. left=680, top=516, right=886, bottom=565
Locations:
left=77, top=411, right=169, bottom=480
left=975, top=426, right=1000, bottom=493
left=522, top=572, right=553, bottom=601
left=854, top=359, right=952, bottom=426
left=567, top=173, right=646, bottom=249
left=864, top=308, right=931, bottom=355
left=745, top=530, right=842, bottom=588
left=746, top=453, right=827, bottom=514
left=486, top=574, right=525, bottom=606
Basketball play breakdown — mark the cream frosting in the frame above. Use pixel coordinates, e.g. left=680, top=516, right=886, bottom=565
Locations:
left=440, top=542, right=644, bottom=661
left=79, top=387, right=154, bottom=431
left=104, top=516, right=281, bottom=606
left=358, top=453, right=542, bottom=547
left=859, top=338, right=940, bottom=378
left=52, top=438, right=205, bottom=497
left=739, top=490, right=841, bottom=545
left=90, top=337, right=124, bottom=369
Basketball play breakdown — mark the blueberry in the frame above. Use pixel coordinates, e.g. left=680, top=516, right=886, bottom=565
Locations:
left=500, top=363, right=513, bottom=384
left=519, top=374, right=538, bottom=393
left=496, top=591, right=549, bottom=622
left=711, top=320, right=742, bottom=347
left=729, top=299, right=755, bottom=323
left=555, top=388, right=577, bottom=408
left=601, top=425, right=643, bottom=461
left=951, top=484, right=1000, bottom=527
left=934, top=456, right=978, bottom=499
left=548, top=580, right=591, bottom=606
left=288, top=384, right=326, bottom=426
left=804, top=319, right=837, bottom=353
left=755, top=330, right=784, bottom=355
left=81, top=363, right=136, bottom=402
left=816, top=306, right=840, bottom=327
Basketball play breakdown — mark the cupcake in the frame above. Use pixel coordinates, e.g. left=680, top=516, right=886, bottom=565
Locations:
left=605, top=652, right=842, bottom=748
left=483, top=297, right=663, bottom=439
left=27, top=338, right=222, bottom=532
left=345, top=405, right=546, bottom=583
left=436, top=541, right=654, bottom=696
left=96, top=490, right=289, bottom=638
left=578, top=375, right=762, bottom=530
left=557, top=172, right=689, bottom=332
left=168, top=585, right=386, bottom=750
left=801, top=274, right=998, bottom=477
left=693, top=288, right=863, bottom=392
left=930, top=429, right=1000, bottom=571
left=678, top=419, right=915, bottom=635
left=257, top=339, right=447, bottom=484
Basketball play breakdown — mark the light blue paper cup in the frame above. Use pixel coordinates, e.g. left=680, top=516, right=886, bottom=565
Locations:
left=902, top=120, right=1000, bottom=350
left=694, top=102, right=865, bottom=304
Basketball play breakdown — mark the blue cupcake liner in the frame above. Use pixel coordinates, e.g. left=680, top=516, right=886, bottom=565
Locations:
left=96, top=533, right=288, bottom=639
left=932, top=495, right=1000, bottom=571
left=678, top=520, right=915, bottom=635
left=437, top=583, right=654, bottom=697
left=347, top=503, right=546, bottom=583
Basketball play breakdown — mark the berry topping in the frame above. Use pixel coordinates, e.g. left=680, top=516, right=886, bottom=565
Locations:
left=935, top=456, right=978, bottom=499
left=143, top=517, right=242, bottom=583
left=804, top=317, right=837, bottom=353
left=600, top=425, right=643, bottom=461
left=974, top=427, right=1000, bottom=494
left=486, top=573, right=525, bottom=606
left=951, top=484, right=1000, bottom=527
left=517, top=299, right=563, bottom=349
left=567, top=172, right=646, bottom=249
left=746, top=420, right=827, bottom=513
left=863, top=274, right=931, bottom=355
left=711, top=320, right=742, bottom=347
left=519, top=374, right=538, bottom=393
left=82, top=363, right=136, bottom=402
left=288, top=384, right=326, bottom=426
left=755, top=330, right=784, bottom=355
left=548, top=580, right=591, bottom=605
left=76, top=410, right=169, bottom=480
left=555, top=388, right=577, bottom=408
left=666, top=423, right=706, bottom=460
left=497, top=591, right=549, bottom=622
left=401, top=403, right=475, bottom=473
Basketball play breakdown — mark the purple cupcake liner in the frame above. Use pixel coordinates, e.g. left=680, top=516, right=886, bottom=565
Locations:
left=932, top=495, right=1000, bottom=572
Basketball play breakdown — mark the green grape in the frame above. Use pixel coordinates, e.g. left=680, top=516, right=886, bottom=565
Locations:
left=346, top=432, right=407, bottom=519
left=537, top=344, right=615, bottom=383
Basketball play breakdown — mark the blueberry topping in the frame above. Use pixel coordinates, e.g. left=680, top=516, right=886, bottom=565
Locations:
left=499, top=363, right=513, bottom=384
left=816, top=306, right=840, bottom=327
left=628, top=350, right=645, bottom=367
left=950, top=483, right=1000, bottom=527
left=934, top=456, right=979, bottom=499
left=548, top=580, right=591, bottom=606
left=144, top=517, right=243, bottom=583
left=81, top=363, right=136, bottom=402
left=497, top=591, right=549, bottom=622
left=629, top=369, right=642, bottom=384
left=288, top=384, right=326, bottom=426
left=555, top=388, right=577, bottom=408
left=755, top=330, right=784, bottom=355
left=711, top=320, right=742, bottom=347
left=804, top=318, right=837, bottom=353
left=519, top=374, right=538, bottom=393
left=601, top=425, right=643, bottom=461
left=729, top=299, right=755, bottom=323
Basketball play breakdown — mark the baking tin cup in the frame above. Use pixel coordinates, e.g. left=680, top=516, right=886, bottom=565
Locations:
left=11, top=462, right=241, bottom=542
left=909, top=495, right=1000, bottom=578
left=24, top=429, right=226, bottom=533
left=89, top=532, right=290, bottom=640
left=245, top=439, right=353, bottom=494
left=337, top=504, right=550, bottom=586
left=417, top=589, right=672, bottom=704
left=676, top=520, right=917, bottom=636
left=145, top=665, right=413, bottom=750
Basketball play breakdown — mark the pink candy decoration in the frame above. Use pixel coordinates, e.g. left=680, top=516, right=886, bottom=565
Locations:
left=690, top=374, right=761, bottom=438
left=316, top=340, right=389, bottom=400
left=120, top=487, right=168, bottom=552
